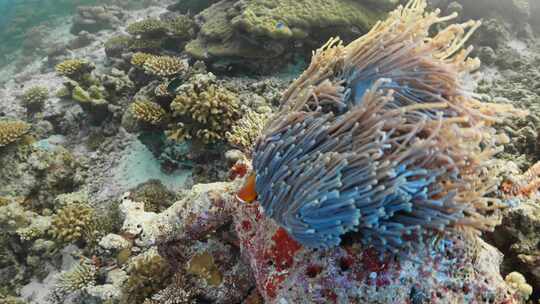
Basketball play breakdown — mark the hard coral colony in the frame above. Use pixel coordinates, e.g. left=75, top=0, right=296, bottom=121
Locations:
left=244, top=0, right=520, bottom=252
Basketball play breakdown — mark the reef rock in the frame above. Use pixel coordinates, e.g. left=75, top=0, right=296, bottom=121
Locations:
left=70, top=5, right=125, bottom=35
left=127, top=179, right=525, bottom=304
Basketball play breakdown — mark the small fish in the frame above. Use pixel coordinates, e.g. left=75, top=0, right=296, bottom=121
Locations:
left=166, top=77, right=184, bottom=94
left=236, top=173, right=257, bottom=203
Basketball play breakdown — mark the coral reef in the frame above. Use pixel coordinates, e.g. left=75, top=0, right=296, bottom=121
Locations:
left=0, top=120, right=31, bottom=147
left=505, top=272, right=533, bottom=300
left=168, top=73, right=241, bottom=144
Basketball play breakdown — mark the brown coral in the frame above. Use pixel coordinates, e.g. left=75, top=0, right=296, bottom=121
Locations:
left=49, top=203, right=97, bottom=244
left=55, top=59, right=94, bottom=78
left=226, top=110, right=270, bottom=154
left=130, top=52, right=154, bottom=68
left=0, top=120, right=31, bottom=147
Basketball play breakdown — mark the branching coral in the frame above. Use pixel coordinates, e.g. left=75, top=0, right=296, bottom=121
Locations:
left=122, top=252, right=172, bottom=304
left=54, top=259, right=97, bottom=294
left=21, top=86, right=48, bottom=113
left=247, top=0, right=522, bottom=252
left=226, top=110, right=270, bottom=154
left=49, top=203, right=97, bottom=244
left=0, top=120, right=31, bottom=147
left=143, top=55, right=188, bottom=78
left=169, top=74, right=241, bottom=144
left=165, top=14, right=196, bottom=40
left=131, top=52, right=153, bottom=68
left=130, top=100, right=167, bottom=126
left=127, top=18, right=168, bottom=37
left=55, top=59, right=94, bottom=79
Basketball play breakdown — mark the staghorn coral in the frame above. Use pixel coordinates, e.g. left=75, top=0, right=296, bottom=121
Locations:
left=55, top=59, right=94, bottom=79
left=143, top=55, right=188, bottom=78
left=122, top=251, right=172, bottom=304
left=49, top=203, right=97, bottom=244
left=226, top=110, right=270, bottom=154
left=169, top=73, right=240, bottom=144
left=0, top=120, right=31, bottom=147
left=247, top=0, right=523, bottom=251
left=127, top=18, right=168, bottom=37
left=130, top=100, right=167, bottom=126
left=21, top=86, right=48, bottom=113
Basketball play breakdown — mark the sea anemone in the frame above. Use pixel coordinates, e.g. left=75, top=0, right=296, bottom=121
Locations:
left=245, top=0, right=522, bottom=252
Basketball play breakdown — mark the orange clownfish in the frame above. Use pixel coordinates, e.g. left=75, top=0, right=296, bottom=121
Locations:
left=236, top=173, right=258, bottom=203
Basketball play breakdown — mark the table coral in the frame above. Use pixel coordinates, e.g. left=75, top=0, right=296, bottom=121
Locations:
left=0, top=120, right=30, bottom=147
left=143, top=55, right=188, bottom=78
left=104, top=35, right=131, bottom=58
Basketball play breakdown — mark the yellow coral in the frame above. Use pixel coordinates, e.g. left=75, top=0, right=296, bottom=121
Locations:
left=505, top=272, right=533, bottom=300
left=0, top=120, right=31, bottom=147
left=226, top=110, right=270, bottom=153
left=143, top=55, right=188, bottom=77
left=130, top=100, right=167, bottom=125
left=169, top=81, right=240, bottom=144
left=49, top=203, right=96, bottom=243
left=131, top=52, right=154, bottom=68
left=55, top=59, right=94, bottom=78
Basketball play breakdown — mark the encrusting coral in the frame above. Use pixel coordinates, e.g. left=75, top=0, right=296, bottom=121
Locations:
left=49, top=203, right=97, bottom=244
left=244, top=0, right=524, bottom=252
left=130, top=100, right=167, bottom=126
left=0, top=120, right=31, bottom=147
left=21, top=86, right=48, bottom=113
left=168, top=73, right=241, bottom=144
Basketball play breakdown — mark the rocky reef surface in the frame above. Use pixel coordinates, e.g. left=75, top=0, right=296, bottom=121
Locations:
left=0, top=0, right=539, bottom=303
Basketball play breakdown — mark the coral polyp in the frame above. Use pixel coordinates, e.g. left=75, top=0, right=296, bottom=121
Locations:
left=250, top=0, right=521, bottom=251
